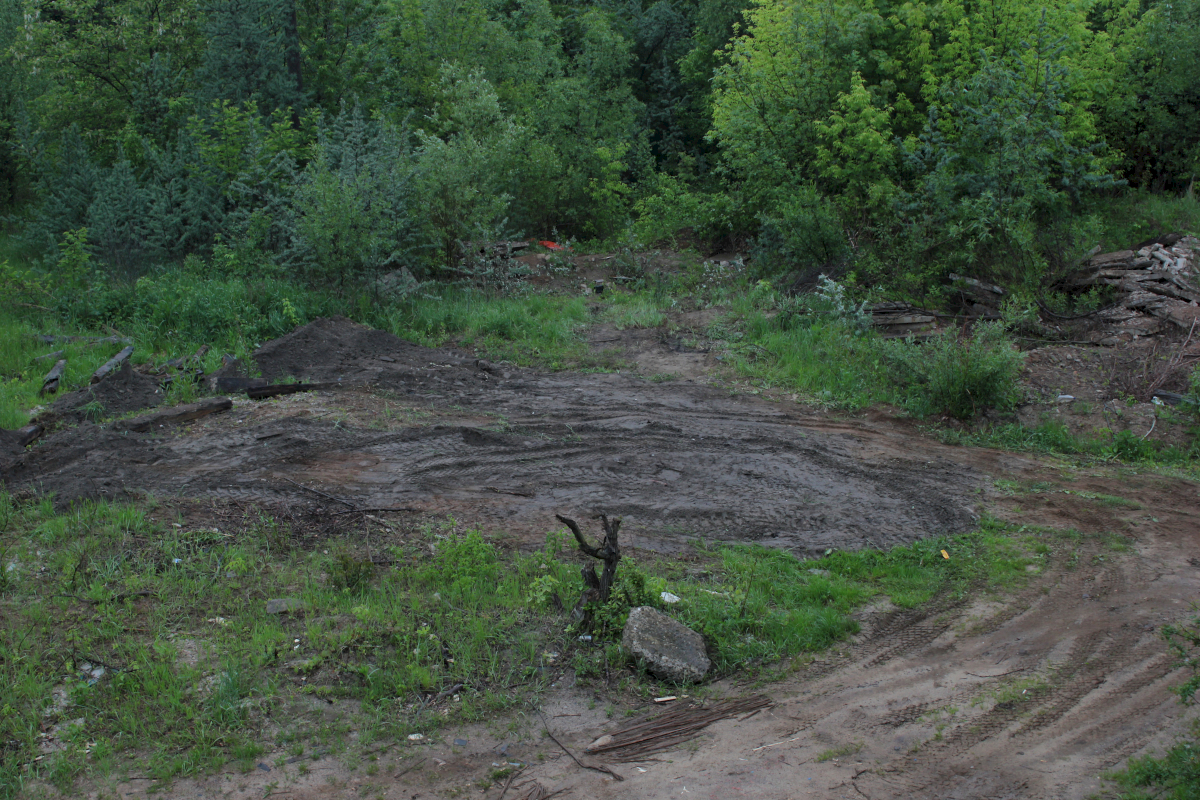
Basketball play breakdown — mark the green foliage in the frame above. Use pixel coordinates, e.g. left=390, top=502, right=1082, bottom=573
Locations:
left=881, top=323, right=1025, bottom=419
left=1101, top=0, right=1200, bottom=192
left=195, top=0, right=305, bottom=117
left=814, top=72, right=897, bottom=221
left=898, top=35, right=1118, bottom=284
left=289, top=105, right=421, bottom=288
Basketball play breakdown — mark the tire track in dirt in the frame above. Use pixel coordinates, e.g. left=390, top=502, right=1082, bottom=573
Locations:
left=35, top=318, right=1199, bottom=800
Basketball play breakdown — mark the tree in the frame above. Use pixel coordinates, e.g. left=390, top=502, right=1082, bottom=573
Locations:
left=195, top=0, right=306, bottom=118
left=16, top=0, right=203, bottom=148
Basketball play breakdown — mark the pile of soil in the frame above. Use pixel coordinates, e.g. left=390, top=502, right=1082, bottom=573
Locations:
left=42, top=361, right=164, bottom=427
left=252, top=315, right=456, bottom=384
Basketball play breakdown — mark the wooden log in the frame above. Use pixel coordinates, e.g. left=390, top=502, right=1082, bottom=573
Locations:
left=39, top=359, right=67, bottom=397
left=91, top=346, right=134, bottom=384
left=246, top=382, right=337, bottom=400
left=118, top=397, right=233, bottom=432
left=872, top=314, right=936, bottom=325
left=949, top=273, right=1005, bottom=305
left=162, top=344, right=211, bottom=372
left=16, top=424, right=43, bottom=447
left=33, top=349, right=65, bottom=362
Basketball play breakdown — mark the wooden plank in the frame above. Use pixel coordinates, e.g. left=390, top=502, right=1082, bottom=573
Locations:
left=118, top=397, right=233, bottom=432
left=1089, top=250, right=1135, bottom=267
left=39, top=359, right=67, bottom=397
left=91, top=346, right=134, bottom=384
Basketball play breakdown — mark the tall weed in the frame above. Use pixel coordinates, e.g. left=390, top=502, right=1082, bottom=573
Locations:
left=882, top=323, right=1025, bottom=419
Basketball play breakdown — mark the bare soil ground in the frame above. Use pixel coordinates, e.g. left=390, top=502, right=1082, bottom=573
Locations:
left=3, top=317, right=981, bottom=556
left=5, top=316, right=1200, bottom=800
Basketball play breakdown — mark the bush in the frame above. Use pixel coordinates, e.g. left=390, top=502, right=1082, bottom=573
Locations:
left=883, top=322, right=1025, bottom=419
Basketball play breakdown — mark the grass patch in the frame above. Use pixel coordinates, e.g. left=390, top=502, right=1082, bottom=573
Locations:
left=643, top=516, right=1032, bottom=675
left=0, top=492, right=1039, bottom=796
left=384, top=290, right=594, bottom=368
left=600, top=295, right=667, bottom=330
left=816, top=741, right=864, bottom=762
left=938, top=420, right=1200, bottom=473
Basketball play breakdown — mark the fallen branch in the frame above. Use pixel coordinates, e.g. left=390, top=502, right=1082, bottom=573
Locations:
left=538, top=712, right=623, bottom=781
left=586, top=696, right=772, bottom=761
left=33, top=350, right=65, bottom=362
left=91, top=346, right=134, bottom=384
left=36, top=334, right=132, bottom=346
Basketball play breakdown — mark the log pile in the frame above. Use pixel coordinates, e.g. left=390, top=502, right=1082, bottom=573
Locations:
left=1066, top=236, right=1200, bottom=344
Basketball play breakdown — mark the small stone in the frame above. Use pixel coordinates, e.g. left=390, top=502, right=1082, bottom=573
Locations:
left=622, top=606, right=710, bottom=683
left=454, top=738, right=468, bottom=747
left=1057, top=395, right=1074, bottom=403
left=256, top=763, right=271, bottom=772
left=660, top=592, right=681, bottom=604
left=265, top=598, right=304, bottom=614
left=408, top=733, right=424, bottom=741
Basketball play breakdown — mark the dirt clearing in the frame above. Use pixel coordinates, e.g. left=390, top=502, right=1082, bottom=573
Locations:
left=4, top=317, right=982, bottom=555
left=4, top=317, right=1199, bottom=800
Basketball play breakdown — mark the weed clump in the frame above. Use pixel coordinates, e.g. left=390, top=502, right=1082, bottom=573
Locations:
left=883, top=322, right=1025, bottom=419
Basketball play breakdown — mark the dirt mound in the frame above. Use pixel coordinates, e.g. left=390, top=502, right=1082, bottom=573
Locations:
left=253, top=316, right=464, bottom=384
left=42, top=361, right=163, bottom=426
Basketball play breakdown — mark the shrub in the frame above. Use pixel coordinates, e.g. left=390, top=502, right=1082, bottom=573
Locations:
left=883, top=322, right=1025, bottom=419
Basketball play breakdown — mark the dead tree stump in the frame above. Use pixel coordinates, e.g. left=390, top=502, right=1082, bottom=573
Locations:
left=555, top=513, right=621, bottom=631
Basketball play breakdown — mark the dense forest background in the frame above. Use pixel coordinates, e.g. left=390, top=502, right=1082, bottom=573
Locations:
left=0, top=0, right=1198, bottom=299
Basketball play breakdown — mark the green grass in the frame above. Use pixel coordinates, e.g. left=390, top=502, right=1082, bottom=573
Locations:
left=384, top=290, right=594, bottom=368
left=816, top=741, right=864, bottom=762
left=0, top=316, right=166, bottom=429
left=0, top=491, right=1039, bottom=797
left=599, top=295, right=668, bottom=330
left=938, top=420, right=1200, bottom=473
left=723, top=315, right=892, bottom=409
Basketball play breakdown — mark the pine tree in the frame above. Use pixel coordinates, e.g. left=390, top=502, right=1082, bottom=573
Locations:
left=196, top=0, right=306, bottom=118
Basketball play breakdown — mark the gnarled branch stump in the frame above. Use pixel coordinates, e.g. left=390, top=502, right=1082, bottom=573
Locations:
left=555, top=513, right=622, bottom=631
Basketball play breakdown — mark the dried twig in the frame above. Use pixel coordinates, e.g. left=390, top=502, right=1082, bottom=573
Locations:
left=538, top=712, right=623, bottom=781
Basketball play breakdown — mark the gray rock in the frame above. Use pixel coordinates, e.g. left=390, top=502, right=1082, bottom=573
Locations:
left=266, top=598, right=304, bottom=614
left=621, top=606, right=710, bottom=683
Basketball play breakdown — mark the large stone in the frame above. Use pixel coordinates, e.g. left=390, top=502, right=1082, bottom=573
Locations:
left=266, top=598, right=304, bottom=615
left=621, top=606, right=710, bottom=683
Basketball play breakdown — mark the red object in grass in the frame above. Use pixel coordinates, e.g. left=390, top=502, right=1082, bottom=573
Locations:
left=539, top=240, right=565, bottom=251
